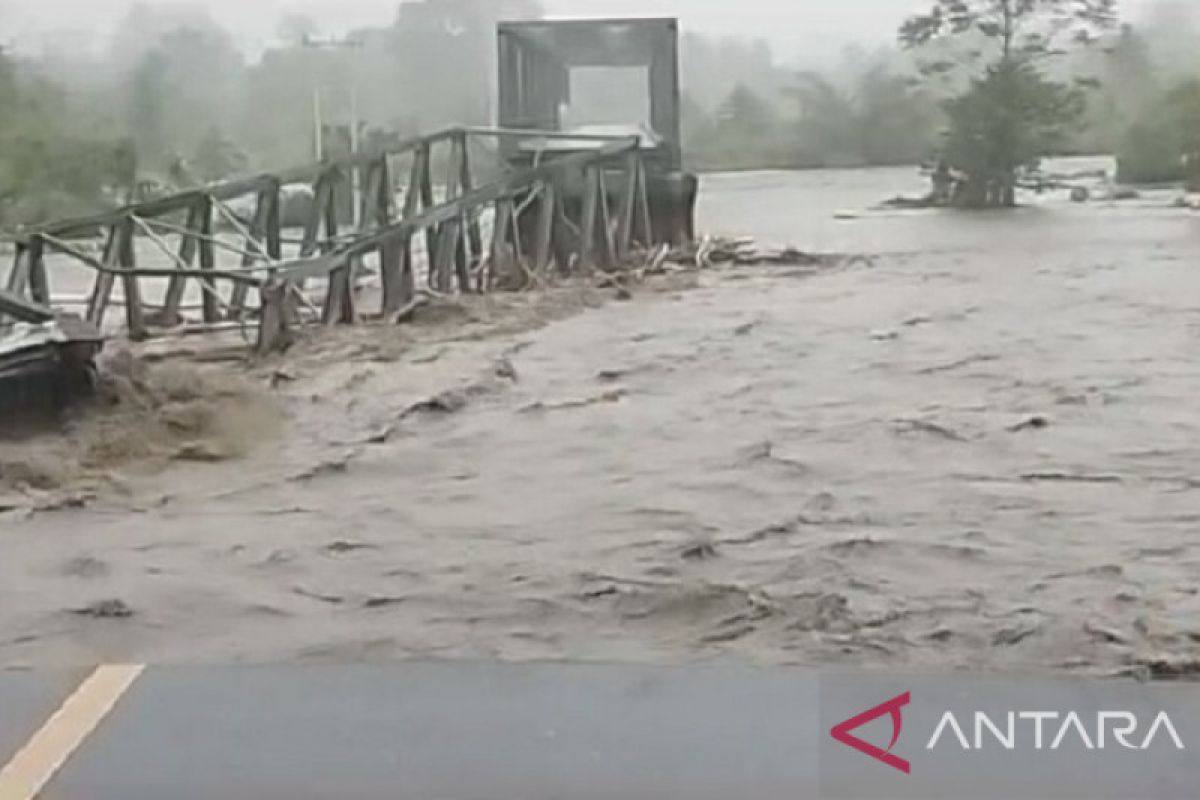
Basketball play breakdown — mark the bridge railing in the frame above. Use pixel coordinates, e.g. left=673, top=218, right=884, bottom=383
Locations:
left=1, top=126, right=657, bottom=352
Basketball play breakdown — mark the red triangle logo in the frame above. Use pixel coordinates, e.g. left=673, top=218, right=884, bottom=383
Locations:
left=830, top=691, right=911, bottom=774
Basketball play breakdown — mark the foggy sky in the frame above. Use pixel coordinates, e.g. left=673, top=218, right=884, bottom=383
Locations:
left=0, top=0, right=1178, bottom=61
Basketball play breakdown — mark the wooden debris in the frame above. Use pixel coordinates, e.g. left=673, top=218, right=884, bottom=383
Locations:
left=71, top=599, right=134, bottom=619
left=893, top=418, right=970, bottom=442
left=1020, top=472, right=1123, bottom=484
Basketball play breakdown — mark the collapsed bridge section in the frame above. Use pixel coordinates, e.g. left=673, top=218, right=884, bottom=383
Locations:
left=0, top=18, right=697, bottom=416
left=498, top=18, right=697, bottom=244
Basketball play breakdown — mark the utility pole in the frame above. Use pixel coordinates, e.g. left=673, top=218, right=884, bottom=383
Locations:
left=303, top=34, right=366, bottom=227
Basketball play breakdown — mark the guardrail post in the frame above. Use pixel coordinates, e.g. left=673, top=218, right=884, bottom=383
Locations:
left=301, top=170, right=334, bottom=257
left=257, top=277, right=293, bottom=354
left=489, top=197, right=515, bottom=291
left=197, top=197, right=218, bottom=324
left=5, top=244, right=29, bottom=298
left=26, top=235, right=49, bottom=306
left=229, top=182, right=277, bottom=316
left=598, top=168, right=616, bottom=269
left=432, top=216, right=461, bottom=293
left=615, top=154, right=638, bottom=260
left=322, top=254, right=357, bottom=325
left=534, top=180, right=557, bottom=275
left=579, top=166, right=600, bottom=272
left=117, top=216, right=146, bottom=339
left=161, top=198, right=205, bottom=326
left=0, top=236, right=50, bottom=323
left=85, top=224, right=120, bottom=327
left=404, top=141, right=438, bottom=273
left=459, top=132, right=484, bottom=268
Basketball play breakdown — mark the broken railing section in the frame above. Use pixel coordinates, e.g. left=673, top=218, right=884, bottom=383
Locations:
left=256, top=135, right=654, bottom=353
left=0, top=288, right=103, bottom=418
left=1, top=126, right=665, bottom=355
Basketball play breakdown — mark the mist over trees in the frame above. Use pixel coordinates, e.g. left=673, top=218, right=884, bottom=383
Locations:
left=680, top=42, right=940, bottom=170
left=2, top=0, right=1200, bottom=228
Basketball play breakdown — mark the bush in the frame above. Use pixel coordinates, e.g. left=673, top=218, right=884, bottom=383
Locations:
left=1116, top=118, right=1184, bottom=184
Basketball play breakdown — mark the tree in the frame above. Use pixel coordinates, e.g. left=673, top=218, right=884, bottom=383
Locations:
left=788, top=50, right=938, bottom=168
left=901, top=0, right=1117, bottom=207
left=192, top=126, right=250, bottom=183
left=717, top=84, right=775, bottom=137
left=1117, top=78, right=1200, bottom=186
left=944, top=61, right=1085, bottom=205
left=128, top=49, right=168, bottom=162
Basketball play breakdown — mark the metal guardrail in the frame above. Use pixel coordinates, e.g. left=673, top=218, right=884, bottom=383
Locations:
left=1, top=126, right=659, bottom=354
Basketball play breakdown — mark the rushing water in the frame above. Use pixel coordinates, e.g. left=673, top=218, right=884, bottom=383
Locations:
left=4, top=162, right=1200, bottom=677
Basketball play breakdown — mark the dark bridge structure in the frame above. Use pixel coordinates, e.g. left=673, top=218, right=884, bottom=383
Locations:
left=0, top=18, right=699, bottom=409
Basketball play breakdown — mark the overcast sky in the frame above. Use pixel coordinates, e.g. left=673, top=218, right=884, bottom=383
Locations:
left=0, top=0, right=1178, bottom=61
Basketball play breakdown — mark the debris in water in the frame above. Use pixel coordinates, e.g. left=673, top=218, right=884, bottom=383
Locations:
left=71, top=599, right=134, bottom=619
left=402, top=390, right=469, bottom=418
left=596, top=368, right=627, bottom=382
left=493, top=358, right=519, bottom=382
left=1083, top=621, right=1128, bottom=645
left=520, top=389, right=627, bottom=414
left=700, top=624, right=757, bottom=644
left=893, top=418, right=970, bottom=442
left=1020, top=472, right=1123, bottom=484
left=292, top=587, right=346, bottom=605
left=1009, top=415, right=1051, bottom=432
left=324, top=540, right=377, bottom=556
left=917, top=354, right=1001, bottom=375
left=362, top=596, right=406, bottom=610
left=681, top=542, right=718, bottom=561
left=291, top=452, right=358, bottom=482
left=172, top=441, right=236, bottom=463
left=61, top=556, right=110, bottom=579
left=991, top=624, right=1041, bottom=647
left=1129, top=656, right=1200, bottom=680
left=269, top=368, right=297, bottom=389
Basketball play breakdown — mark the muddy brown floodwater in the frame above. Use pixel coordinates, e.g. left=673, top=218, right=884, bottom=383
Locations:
left=3, top=161, right=1200, bottom=678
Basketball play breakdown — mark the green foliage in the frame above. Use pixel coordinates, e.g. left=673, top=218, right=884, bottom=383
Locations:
left=682, top=47, right=939, bottom=172
left=901, top=0, right=1117, bottom=59
left=0, top=52, right=129, bottom=228
left=788, top=56, right=939, bottom=168
left=684, top=85, right=791, bottom=171
left=901, top=0, right=1116, bottom=206
left=1115, top=78, right=1200, bottom=185
left=943, top=61, right=1085, bottom=205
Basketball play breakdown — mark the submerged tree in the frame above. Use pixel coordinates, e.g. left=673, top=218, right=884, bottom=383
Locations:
left=901, top=0, right=1117, bottom=207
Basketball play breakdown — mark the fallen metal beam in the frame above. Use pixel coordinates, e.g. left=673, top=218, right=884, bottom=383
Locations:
left=0, top=316, right=104, bottom=421
left=0, top=287, right=55, bottom=324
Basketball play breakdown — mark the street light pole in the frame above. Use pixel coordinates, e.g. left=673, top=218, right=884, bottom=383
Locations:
left=312, top=83, right=324, bottom=163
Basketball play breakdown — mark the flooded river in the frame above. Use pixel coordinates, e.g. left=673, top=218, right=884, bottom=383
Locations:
left=4, top=162, right=1200, bottom=677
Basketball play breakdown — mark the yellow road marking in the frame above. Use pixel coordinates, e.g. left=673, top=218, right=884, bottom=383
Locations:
left=0, top=664, right=144, bottom=800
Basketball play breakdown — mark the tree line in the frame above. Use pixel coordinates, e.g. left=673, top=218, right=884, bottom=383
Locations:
left=2, top=0, right=1200, bottom=226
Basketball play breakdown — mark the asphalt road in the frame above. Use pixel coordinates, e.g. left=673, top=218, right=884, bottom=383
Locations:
left=4, top=662, right=1200, bottom=800
left=8, top=662, right=819, bottom=800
